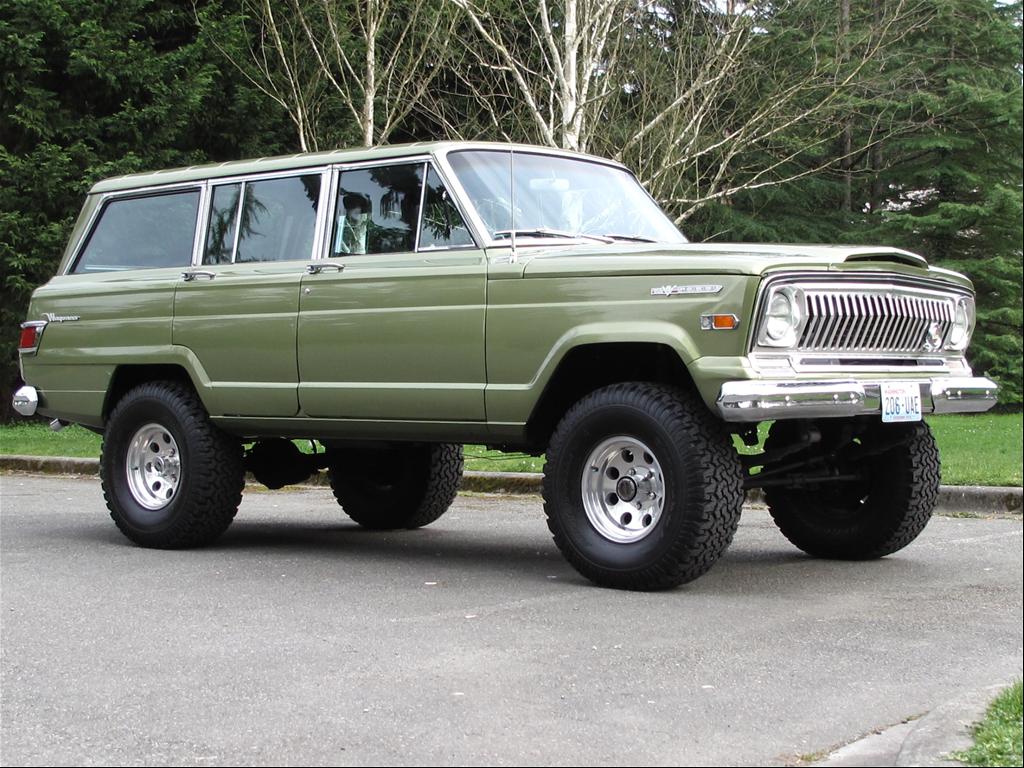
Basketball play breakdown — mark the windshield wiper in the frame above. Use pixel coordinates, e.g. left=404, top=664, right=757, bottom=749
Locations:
left=493, top=228, right=613, bottom=244
left=601, top=233, right=658, bottom=243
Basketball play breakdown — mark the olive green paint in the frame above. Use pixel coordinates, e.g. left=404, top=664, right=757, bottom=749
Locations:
left=20, top=143, right=980, bottom=446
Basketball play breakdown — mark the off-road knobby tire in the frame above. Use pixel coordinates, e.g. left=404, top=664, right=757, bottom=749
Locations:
left=543, top=383, right=744, bottom=591
left=764, top=420, right=940, bottom=559
left=100, top=381, right=244, bottom=548
left=327, top=443, right=463, bottom=530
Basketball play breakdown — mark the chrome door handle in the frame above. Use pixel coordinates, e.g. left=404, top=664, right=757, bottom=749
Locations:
left=306, top=263, right=344, bottom=275
left=181, top=271, right=216, bottom=281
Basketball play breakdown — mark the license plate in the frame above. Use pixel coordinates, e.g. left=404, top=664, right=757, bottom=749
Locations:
left=881, top=382, right=922, bottom=423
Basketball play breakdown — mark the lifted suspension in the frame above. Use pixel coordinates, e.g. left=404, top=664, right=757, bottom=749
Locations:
left=740, top=420, right=916, bottom=491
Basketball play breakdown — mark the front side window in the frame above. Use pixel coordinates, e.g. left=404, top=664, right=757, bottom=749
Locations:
left=72, top=190, right=200, bottom=273
left=418, top=166, right=475, bottom=250
left=447, top=150, right=686, bottom=244
left=202, top=174, right=321, bottom=265
left=332, top=163, right=424, bottom=256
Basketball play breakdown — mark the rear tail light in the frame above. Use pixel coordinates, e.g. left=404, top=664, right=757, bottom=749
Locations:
left=18, top=321, right=47, bottom=354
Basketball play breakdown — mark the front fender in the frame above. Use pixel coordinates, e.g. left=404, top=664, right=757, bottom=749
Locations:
left=485, top=322, right=706, bottom=427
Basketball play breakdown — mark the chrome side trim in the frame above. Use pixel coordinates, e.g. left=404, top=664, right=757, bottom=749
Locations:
left=310, top=169, right=332, bottom=263
left=12, top=385, right=39, bottom=417
left=717, top=376, right=998, bottom=422
left=413, top=160, right=429, bottom=253
left=751, top=352, right=965, bottom=375
left=190, top=181, right=210, bottom=268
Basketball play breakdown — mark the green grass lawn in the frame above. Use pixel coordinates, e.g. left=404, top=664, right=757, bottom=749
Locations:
left=954, top=680, right=1023, bottom=767
left=2, top=412, right=1020, bottom=486
left=0, top=421, right=547, bottom=474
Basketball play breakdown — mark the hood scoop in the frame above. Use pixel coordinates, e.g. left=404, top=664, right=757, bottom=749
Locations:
left=841, top=248, right=928, bottom=268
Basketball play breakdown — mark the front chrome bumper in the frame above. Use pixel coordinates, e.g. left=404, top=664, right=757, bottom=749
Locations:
left=12, top=385, right=39, bottom=417
left=717, top=376, right=998, bottom=422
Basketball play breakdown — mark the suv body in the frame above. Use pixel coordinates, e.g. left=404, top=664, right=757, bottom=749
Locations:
left=13, top=141, right=998, bottom=590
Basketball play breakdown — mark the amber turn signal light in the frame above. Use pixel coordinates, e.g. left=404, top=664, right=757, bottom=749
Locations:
left=700, top=314, right=740, bottom=331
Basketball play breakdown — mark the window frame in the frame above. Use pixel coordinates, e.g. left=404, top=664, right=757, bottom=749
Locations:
left=435, top=147, right=685, bottom=248
left=199, top=167, right=332, bottom=266
left=324, top=155, right=480, bottom=259
left=64, top=153, right=492, bottom=276
left=65, top=183, right=205, bottom=275
left=416, top=162, right=479, bottom=253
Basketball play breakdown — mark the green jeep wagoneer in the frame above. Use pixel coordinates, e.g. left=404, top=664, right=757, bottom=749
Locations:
left=13, top=142, right=998, bottom=590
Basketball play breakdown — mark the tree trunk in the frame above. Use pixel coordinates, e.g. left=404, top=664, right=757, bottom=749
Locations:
left=840, top=0, right=852, bottom=213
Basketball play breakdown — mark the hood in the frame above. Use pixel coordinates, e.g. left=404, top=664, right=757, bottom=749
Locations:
left=514, top=242, right=971, bottom=288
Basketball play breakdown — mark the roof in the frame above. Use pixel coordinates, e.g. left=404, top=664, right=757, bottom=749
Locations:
left=88, top=141, right=628, bottom=194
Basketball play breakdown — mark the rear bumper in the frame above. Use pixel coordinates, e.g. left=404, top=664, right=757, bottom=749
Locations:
left=717, top=376, right=998, bottom=422
left=12, top=385, right=38, bottom=417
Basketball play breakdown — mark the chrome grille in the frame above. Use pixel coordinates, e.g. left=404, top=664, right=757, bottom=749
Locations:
left=796, top=287, right=955, bottom=354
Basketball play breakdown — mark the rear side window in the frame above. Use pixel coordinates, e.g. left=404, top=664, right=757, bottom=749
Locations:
left=204, top=184, right=241, bottom=265
left=203, top=174, right=322, bottom=265
left=71, top=190, right=200, bottom=273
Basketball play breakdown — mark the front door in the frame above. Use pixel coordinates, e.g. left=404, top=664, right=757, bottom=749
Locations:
left=297, top=161, right=486, bottom=422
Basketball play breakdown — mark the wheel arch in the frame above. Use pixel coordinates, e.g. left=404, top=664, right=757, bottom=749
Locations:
left=102, top=364, right=200, bottom=424
left=524, top=340, right=698, bottom=451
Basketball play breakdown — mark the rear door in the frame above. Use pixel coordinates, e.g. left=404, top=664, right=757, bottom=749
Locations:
left=173, top=170, right=329, bottom=417
left=297, top=159, right=487, bottom=421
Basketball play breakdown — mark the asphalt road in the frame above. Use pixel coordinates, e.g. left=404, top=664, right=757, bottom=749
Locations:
left=1, top=474, right=1021, bottom=767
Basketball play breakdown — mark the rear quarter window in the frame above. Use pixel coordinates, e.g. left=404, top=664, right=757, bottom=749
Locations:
left=71, top=189, right=200, bottom=273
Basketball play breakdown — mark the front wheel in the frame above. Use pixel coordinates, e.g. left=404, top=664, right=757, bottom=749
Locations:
left=764, top=420, right=940, bottom=559
left=100, top=381, right=244, bottom=548
left=543, top=383, right=744, bottom=591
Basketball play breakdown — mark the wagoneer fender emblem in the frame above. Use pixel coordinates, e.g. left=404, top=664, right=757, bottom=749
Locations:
left=42, top=313, right=80, bottom=322
left=650, top=284, right=722, bottom=297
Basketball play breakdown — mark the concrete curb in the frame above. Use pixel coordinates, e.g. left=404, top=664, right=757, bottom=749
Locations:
left=1, top=455, right=102, bottom=476
left=813, top=682, right=1012, bottom=767
left=2, top=454, right=1020, bottom=514
left=894, top=683, right=1009, bottom=767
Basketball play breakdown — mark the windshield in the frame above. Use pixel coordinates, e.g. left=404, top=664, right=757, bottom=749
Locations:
left=446, top=150, right=687, bottom=244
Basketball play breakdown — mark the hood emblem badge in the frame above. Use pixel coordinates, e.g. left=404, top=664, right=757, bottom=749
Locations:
left=651, top=284, right=722, bottom=297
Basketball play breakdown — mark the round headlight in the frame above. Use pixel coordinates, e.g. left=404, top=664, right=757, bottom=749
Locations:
left=759, top=288, right=801, bottom=347
left=945, top=297, right=974, bottom=351
left=765, top=292, right=794, bottom=340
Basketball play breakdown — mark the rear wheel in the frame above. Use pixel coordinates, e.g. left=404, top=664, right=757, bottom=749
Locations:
left=101, top=381, right=244, bottom=548
left=543, top=383, right=743, bottom=591
left=327, top=443, right=463, bottom=529
left=764, top=420, right=940, bottom=559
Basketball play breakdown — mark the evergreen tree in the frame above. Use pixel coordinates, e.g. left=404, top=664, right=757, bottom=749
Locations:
left=864, top=0, right=1023, bottom=404
left=0, top=0, right=296, bottom=416
left=688, top=0, right=1022, bottom=405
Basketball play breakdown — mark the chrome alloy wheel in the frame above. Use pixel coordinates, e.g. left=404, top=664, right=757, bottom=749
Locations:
left=125, top=423, right=182, bottom=510
left=581, top=436, right=667, bottom=543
